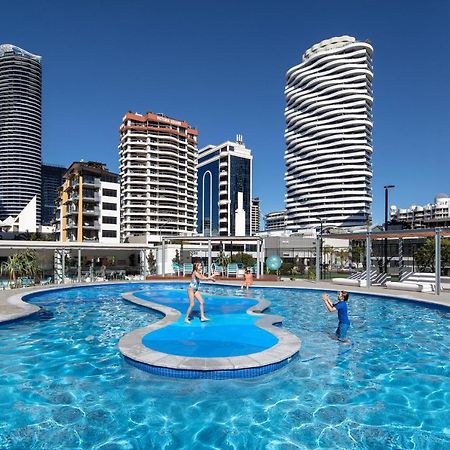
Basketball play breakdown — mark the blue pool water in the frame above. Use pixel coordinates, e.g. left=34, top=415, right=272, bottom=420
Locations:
left=1, top=282, right=450, bottom=449
left=136, top=289, right=278, bottom=357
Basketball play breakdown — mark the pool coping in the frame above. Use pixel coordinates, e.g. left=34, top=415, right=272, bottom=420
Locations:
left=118, top=290, right=301, bottom=373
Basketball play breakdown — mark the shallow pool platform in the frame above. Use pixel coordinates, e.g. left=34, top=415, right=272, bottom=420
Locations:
left=118, top=289, right=301, bottom=379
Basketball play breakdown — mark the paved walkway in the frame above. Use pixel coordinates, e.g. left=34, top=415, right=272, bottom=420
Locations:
left=1, top=278, right=450, bottom=324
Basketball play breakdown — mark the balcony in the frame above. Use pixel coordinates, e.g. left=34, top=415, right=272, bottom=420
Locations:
left=82, top=207, right=100, bottom=216
left=83, top=193, right=100, bottom=202
left=82, top=220, right=100, bottom=230
left=81, top=177, right=101, bottom=188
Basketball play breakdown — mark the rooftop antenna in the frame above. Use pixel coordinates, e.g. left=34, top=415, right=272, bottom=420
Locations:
left=236, top=134, right=243, bottom=144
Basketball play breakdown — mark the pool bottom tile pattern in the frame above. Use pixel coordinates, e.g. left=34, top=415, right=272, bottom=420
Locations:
left=118, top=289, right=301, bottom=378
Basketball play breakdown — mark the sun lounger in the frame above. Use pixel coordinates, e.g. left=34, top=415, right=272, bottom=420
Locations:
left=40, top=276, right=52, bottom=285
left=385, top=272, right=449, bottom=293
left=332, top=270, right=374, bottom=286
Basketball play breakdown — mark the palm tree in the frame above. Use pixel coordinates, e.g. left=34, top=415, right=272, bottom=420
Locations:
left=1, top=250, right=41, bottom=287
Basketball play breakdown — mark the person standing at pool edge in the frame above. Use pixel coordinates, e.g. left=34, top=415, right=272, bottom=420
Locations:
left=241, top=269, right=253, bottom=290
left=321, top=291, right=350, bottom=341
left=184, top=262, right=215, bottom=324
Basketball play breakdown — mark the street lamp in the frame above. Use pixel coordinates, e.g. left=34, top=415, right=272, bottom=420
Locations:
left=384, top=185, right=395, bottom=274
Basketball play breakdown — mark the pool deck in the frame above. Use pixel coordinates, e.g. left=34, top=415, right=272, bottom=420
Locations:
left=1, top=278, right=450, bottom=325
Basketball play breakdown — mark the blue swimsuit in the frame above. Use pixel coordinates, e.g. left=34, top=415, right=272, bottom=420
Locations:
left=188, top=275, right=200, bottom=292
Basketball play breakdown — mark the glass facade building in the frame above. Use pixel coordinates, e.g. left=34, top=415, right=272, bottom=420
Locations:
left=197, top=137, right=252, bottom=236
left=41, top=164, right=66, bottom=225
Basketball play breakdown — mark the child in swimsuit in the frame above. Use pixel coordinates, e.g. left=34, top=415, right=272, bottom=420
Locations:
left=184, top=262, right=216, bottom=323
left=241, top=269, right=253, bottom=290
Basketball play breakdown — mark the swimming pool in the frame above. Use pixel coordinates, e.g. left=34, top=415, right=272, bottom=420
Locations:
left=1, top=282, right=449, bottom=448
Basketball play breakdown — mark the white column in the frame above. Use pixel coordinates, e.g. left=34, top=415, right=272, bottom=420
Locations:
left=77, top=249, right=81, bottom=282
left=366, top=233, right=371, bottom=288
left=315, top=238, right=321, bottom=282
left=161, top=239, right=166, bottom=277
left=260, top=238, right=265, bottom=278
left=435, top=228, right=441, bottom=295
left=207, top=240, right=212, bottom=276
left=256, top=240, right=261, bottom=280
left=61, top=249, right=66, bottom=284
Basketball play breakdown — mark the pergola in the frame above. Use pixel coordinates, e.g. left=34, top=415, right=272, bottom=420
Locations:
left=325, top=227, right=450, bottom=295
left=0, top=240, right=149, bottom=283
left=160, top=236, right=265, bottom=279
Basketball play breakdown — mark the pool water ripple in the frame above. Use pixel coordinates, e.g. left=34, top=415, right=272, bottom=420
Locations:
left=134, top=288, right=279, bottom=358
left=0, top=283, right=449, bottom=448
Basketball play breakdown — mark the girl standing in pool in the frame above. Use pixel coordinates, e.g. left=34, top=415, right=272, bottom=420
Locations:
left=184, top=262, right=216, bottom=324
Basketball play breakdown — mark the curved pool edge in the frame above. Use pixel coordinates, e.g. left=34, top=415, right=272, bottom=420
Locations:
left=0, top=281, right=161, bottom=324
left=118, top=291, right=301, bottom=378
left=0, top=290, right=41, bottom=323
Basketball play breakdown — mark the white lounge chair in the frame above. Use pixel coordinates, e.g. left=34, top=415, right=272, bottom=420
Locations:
left=385, top=272, right=449, bottom=293
left=332, top=270, right=375, bottom=287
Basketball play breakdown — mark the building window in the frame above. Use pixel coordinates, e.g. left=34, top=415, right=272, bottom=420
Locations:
left=102, top=216, right=117, bottom=224
left=102, top=188, right=117, bottom=197
left=102, top=230, right=117, bottom=238
left=102, top=202, right=117, bottom=210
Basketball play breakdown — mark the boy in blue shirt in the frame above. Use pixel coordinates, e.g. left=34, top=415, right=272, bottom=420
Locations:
left=321, top=290, right=350, bottom=341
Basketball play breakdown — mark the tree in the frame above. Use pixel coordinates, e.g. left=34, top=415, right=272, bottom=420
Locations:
left=230, top=252, right=255, bottom=267
left=350, top=242, right=363, bottom=266
left=172, top=249, right=180, bottom=265
left=1, top=249, right=41, bottom=286
left=147, top=250, right=156, bottom=275
left=217, top=250, right=231, bottom=268
left=322, top=245, right=334, bottom=268
left=415, top=238, right=450, bottom=273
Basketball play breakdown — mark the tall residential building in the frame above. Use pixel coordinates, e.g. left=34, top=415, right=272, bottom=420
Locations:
left=251, top=197, right=260, bottom=235
left=264, top=210, right=287, bottom=231
left=390, top=194, right=450, bottom=229
left=284, top=36, right=373, bottom=230
left=119, top=112, right=198, bottom=242
left=56, top=161, right=120, bottom=242
left=41, top=164, right=66, bottom=225
left=197, top=135, right=252, bottom=236
left=0, top=44, right=42, bottom=223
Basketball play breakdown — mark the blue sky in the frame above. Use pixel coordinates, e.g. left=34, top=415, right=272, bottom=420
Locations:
left=2, top=0, right=449, bottom=224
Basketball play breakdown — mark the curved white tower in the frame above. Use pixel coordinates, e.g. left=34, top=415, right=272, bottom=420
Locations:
left=0, top=44, right=42, bottom=222
left=284, top=36, right=373, bottom=230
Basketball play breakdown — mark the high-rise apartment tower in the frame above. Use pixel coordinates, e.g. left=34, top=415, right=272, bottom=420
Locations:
left=251, top=197, right=260, bottom=235
left=119, top=112, right=198, bottom=242
left=56, top=161, right=120, bottom=243
left=0, top=44, right=42, bottom=222
left=284, top=36, right=373, bottom=230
